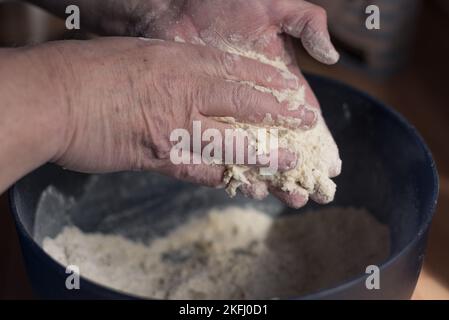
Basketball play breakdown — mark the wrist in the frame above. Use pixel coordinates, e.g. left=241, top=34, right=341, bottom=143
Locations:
left=0, top=45, right=70, bottom=192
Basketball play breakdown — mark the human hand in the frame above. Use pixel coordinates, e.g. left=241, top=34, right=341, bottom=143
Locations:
left=40, top=37, right=314, bottom=188
left=24, top=0, right=342, bottom=207
left=130, top=0, right=342, bottom=206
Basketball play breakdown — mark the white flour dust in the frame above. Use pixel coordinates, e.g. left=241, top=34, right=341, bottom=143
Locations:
left=174, top=36, right=342, bottom=204
left=43, top=206, right=389, bottom=299
left=221, top=116, right=341, bottom=204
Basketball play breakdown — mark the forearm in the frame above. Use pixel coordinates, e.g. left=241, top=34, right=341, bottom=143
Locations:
left=0, top=46, right=67, bottom=193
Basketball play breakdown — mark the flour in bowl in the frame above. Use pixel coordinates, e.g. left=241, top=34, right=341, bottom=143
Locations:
left=43, top=206, right=389, bottom=299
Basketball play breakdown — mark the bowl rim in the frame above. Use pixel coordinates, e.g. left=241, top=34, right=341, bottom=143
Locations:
left=8, top=73, right=440, bottom=300
left=300, top=74, right=440, bottom=299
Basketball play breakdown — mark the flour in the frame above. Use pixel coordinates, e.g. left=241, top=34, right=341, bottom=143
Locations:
left=43, top=206, right=389, bottom=299
left=221, top=116, right=340, bottom=204
left=299, top=29, right=340, bottom=65
left=173, top=36, right=341, bottom=204
left=218, top=51, right=341, bottom=203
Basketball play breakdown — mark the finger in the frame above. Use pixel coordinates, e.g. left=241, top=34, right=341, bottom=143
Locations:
left=240, top=177, right=269, bottom=200
left=274, top=1, right=339, bottom=65
left=197, top=116, right=298, bottom=171
left=195, top=45, right=300, bottom=90
left=161, top=161, right=226, bottom=188
left=283, top=38, right=328, bottom=116
left=198, top=78, right=318, bottom=129
left=287, top=64, right=321, bottom=112
left=278, top=148, right=297, bottom=172
left=238, top=149, right=298, bottom=199
left=269, top=185, right=309, bottom=209
left=310, top=176, right=337, bottom=204
left=329, top=158, right=342, bottom=178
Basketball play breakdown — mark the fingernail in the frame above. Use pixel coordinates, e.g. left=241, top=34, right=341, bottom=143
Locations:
left=323, top=41, right=340, bottom=64
left=302, top=27, right=340, bottom=65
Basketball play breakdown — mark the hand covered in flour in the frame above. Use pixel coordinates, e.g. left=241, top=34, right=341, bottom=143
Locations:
left=131, top=0, right=342, bottom=206
left=134, top=0, right=339, bottom=100
left=133, top=0, right=338, bottom=63
left=27, top=0, right=342, bottom=207
left=37, top=37, right=303, bottom=187
left=32, top=0, right=338, bottom=109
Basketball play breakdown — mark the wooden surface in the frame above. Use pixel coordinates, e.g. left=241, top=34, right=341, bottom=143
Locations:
left=0, top=1, right=448, bottom=300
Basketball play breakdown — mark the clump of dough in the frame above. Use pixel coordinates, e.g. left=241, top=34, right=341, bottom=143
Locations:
left=222, top=115, right=341, bottom=204
left=218, top=50, right=341, bottom=203
left=174, top=36, right=342, bottom=203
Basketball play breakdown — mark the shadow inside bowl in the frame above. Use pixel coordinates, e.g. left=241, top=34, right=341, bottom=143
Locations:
left=10, top=74, right=438, bottom=300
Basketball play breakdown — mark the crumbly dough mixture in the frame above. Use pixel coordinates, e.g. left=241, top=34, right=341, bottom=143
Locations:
left=43, top=206, right=389, bottom=299
left=175, top=36, right=342, bottom=203
left=219, top=48, right=341, bottom=203
left=221, top=116, right=341, bottom=204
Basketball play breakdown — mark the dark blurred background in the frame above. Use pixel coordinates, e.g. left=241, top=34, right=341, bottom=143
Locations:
left=0, top=0, right=448, bottom=299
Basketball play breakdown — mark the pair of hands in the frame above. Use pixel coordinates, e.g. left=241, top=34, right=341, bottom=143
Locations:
left=32, top=0, right=341, bottom=208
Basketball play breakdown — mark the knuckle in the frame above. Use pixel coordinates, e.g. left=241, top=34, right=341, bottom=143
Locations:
left=193, top=77, right=213, bottom=113
left=232, top=85, right=253, bottom=108
left=220, top=51, right=239, bottom=77
left=263, top=65, right=281, bottom=83
left=195, top=44, right=211, bottom=61
left=141, top=136, right=171, bottom=161
left=155, top=147, right=171, bottom=159
left=308, top=5, right=327, bottom=21
left=174, top=165, right=192, bottom=181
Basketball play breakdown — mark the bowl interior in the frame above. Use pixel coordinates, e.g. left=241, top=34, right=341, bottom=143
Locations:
left=11, top=74, right=438, bottom=298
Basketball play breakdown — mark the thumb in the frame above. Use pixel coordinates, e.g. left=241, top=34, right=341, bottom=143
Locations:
left=273, top=0, right=339, bottom=65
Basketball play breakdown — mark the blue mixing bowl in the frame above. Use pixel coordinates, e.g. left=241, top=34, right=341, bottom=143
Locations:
left=9, top=74, right=439, bottom=299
